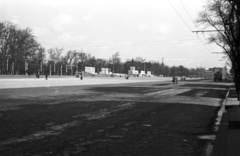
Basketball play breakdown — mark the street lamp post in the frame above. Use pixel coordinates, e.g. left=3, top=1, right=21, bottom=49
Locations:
left=61, top=65, right=62, bottom=76
left=112, top=62, right=114, bottom=74
left=11, top=62, right=14, bottom=75
left=50, top=64, right=52, bottom=76
left=144, top=62, right=146, bottom=72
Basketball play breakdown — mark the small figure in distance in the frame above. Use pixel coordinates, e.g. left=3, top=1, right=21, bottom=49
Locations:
left=45, top=74, right=48, bottom=80
left=172, top=76, right=175, bottom=84
left=175, top=76, right=178, bottom=84
left=80, top=74, right=83, bottom=80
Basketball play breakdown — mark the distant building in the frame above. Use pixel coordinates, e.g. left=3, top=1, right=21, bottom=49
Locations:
left=100, top=68, right=110, bottom=75
left=209, top=68, right=214, bottom=71
left=189, top=68, right=196, bottom=78
left=85, top=66, right=96, bottom=74
left=188, top=67, right=228, bottom=79
left=139, top=70, right=146, bottom=77
left=128, top=66, right=139, bottom=76
left=196, top=67, right=205, bottom=78
left=204, top=70, right=214, bottom=78
left=146, top=71, right=152, bottom=76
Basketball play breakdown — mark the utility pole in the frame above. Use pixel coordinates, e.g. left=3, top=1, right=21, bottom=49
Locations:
left=50, top=64, right=51, bottom=76
left=81, top=48, right=84, bottom=72
left=66, top=65, right=67, bottom=75
left=12, top=62, right=14, bottom=75
left=112, top=55, right=114, bottom=74
left=61, top=65, right=62, bottom=76
left=144, top=62, right=146, bottom=72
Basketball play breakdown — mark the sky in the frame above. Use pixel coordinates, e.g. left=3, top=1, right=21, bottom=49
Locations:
left=0, top=0, right=226, bottom=69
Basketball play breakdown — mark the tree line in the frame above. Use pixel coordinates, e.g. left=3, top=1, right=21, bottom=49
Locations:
left=0, top=21, right=190, bottom=77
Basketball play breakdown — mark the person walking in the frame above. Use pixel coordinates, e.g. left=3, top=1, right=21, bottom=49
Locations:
left=35, top=71, right=38, bottom=79
left=44, top=69, right=49, bottom=80
left=172, top=76, right=175, bottom=84
left=80, top=74, right=83, bottom=80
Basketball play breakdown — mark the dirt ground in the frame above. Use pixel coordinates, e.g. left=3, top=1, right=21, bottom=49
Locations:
left=0, top=78, right=230, bottom=156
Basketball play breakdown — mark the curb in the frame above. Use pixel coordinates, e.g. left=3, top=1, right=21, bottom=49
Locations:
left=211, top=85, right=240, bottom=156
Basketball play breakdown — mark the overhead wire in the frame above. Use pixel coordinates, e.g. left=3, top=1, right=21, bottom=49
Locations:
left=177, top=0, right=213, bottom=53
left=167, top=0, right=193, bottom=31
left=40, top=38, right=201, bottom=47
left=179, top=0, right=195, bottom=24
left=43, top=0, right=213, bottom=55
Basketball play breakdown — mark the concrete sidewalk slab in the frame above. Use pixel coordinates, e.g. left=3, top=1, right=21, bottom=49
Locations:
left=211, top=112, right=229, bottom=156
left=226, top=129, right=240, bottom=156
left=211, top=107, right=240, bottom=156
left=228, top=108, right=240, bottom=129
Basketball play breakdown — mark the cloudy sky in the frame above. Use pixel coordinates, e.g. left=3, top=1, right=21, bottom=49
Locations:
left=0, top=0, right=225, bottom=68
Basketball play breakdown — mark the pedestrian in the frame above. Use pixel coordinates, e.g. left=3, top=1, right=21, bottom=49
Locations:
left=45, top=74, right=48, bottom=80
left=80, top=74, right=83, bottom=80
left=175, top=77, right=178, bottom=84
left=172, top=76, right=175, bottom=84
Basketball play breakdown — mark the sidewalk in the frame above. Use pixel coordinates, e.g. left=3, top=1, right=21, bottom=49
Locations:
left=211, top=86, right=240, bottom=156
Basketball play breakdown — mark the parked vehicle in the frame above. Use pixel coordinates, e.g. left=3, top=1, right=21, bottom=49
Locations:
left=213, top=68, right=227, bottom=82
left=214, top=71, right=225, bottom=81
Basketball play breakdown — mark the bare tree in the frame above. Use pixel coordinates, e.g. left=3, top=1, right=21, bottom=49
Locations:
left=48, top=47, right=64, bottom=75
left=32, top=46, right=46, bottom=75
left=77, top=51, right=88, bottom=72
left=65, top=50, right=78, bottom=75
left=197, top=0, right=240, bottom=97
left=110, top=51, right=121, bottom=73
left=135, top=57, right=146, bottom=71
left=0, top=22, right=40, bottom=74
left=0, top=22, right=11, bottom=74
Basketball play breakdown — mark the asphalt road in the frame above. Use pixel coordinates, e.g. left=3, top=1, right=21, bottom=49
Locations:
left=0, top=78, right=230, bottom=156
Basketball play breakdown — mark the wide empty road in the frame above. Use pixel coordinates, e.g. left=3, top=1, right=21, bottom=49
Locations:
left=0, top=78, right=230, bottom=156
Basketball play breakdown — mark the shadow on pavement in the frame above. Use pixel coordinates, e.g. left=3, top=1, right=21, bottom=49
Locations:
left=178, top=88, right=228, bottom=99
left=88, top=86, right=168, bottom=94
left=181, top=84, right=229, bottom=89
left=0, top=100, right=218, bottom=156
